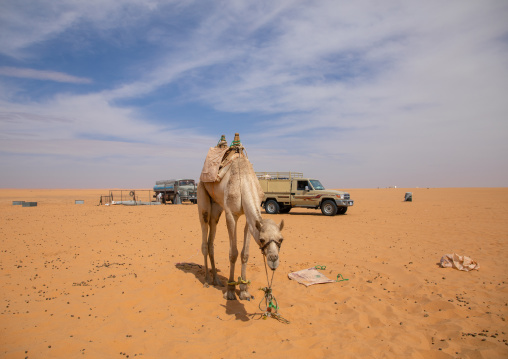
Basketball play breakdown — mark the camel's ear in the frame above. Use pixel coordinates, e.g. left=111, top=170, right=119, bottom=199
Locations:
left=256, top=220, right=263, bottom=232
left=279, top=219, right=284, bottom=231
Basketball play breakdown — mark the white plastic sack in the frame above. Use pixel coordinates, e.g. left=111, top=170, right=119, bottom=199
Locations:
left=288, top=267, right=335, bottom=286
left=440, top=253, right=480, bottom=271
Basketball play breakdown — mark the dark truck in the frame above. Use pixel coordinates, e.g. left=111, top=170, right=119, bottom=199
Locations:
left=153, top=179, right=197, bottom=204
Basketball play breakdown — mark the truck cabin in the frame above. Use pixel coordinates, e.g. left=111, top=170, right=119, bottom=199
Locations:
left=296, top=179, right=325, bottom=191
left=296, top=180, right=310, bottom=191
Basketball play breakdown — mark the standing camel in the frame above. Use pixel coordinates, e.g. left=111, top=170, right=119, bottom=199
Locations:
left=198, top=141, right=284, bottom=301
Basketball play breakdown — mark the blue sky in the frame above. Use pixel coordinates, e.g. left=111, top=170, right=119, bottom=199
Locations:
left=1, top=0, right=507, bottom=189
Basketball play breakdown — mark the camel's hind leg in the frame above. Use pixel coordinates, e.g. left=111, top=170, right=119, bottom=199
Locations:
left=198, top=182, right=223, bottom=287
left=197, top=182, right=212, bottom=285
left=208, top=201, right=223, bottom=286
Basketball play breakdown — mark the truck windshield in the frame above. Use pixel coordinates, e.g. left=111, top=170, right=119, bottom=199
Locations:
left=179, top=180, right=194, bottom=186
left=310, top=180, right=325, bottom=190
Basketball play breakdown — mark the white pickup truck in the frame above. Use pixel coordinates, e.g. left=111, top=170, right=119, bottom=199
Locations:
left=256, top=172, right=353, bottom=216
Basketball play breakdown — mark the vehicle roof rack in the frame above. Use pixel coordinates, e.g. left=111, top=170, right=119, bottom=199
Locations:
left=255, top=172, right=304, bottom=180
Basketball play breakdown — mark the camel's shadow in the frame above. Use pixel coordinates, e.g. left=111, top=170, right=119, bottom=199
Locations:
left=221, top=301, right=251, bottom=322
left=175, top=262, right=256, bottom=322
left=175, top=262, right=227, bottom=289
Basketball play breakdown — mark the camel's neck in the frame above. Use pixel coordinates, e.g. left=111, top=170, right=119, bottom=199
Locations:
left=234, top=158, right=263, bottom=240
left=243, top=195, right=262, bottom=240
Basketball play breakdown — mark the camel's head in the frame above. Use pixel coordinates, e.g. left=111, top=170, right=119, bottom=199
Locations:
left=255, top=218, right=284, bottom=271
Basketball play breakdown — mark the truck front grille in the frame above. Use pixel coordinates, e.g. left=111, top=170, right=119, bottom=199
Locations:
left=344, top=193, right=350, bottom=200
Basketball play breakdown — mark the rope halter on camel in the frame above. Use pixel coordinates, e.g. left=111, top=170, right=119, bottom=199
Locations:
left=259, top=239, right=282, bottom=253
left=259, top=254, right=290, bottom=324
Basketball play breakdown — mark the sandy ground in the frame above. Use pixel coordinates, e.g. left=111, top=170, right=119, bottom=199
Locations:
left=1, top=188, right=507, bottom=358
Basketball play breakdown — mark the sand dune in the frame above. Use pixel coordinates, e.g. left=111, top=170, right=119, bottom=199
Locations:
left=1, top=188, right=507, bottom=358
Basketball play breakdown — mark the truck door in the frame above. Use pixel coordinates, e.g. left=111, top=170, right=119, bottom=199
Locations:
left=291, top=180, right=312, bottom=206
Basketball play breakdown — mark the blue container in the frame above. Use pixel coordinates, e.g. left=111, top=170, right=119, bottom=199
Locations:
left=153, top=184, right=174, bottom=191
left=12, top=201, right=24, bottom=205
left=75, top=200, right=84, bottom=204
left=22, top=202, right=37, bottom=207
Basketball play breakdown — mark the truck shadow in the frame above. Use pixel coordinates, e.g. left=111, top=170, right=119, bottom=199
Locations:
left=279, top=212, right=348, bottom=217
left=283, top=212, right=323, bottom=216
left=163, top=203, right=196, bottom=206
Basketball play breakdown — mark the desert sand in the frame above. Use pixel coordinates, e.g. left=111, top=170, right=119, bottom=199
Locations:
left=1, top=188, right=507, bottom=358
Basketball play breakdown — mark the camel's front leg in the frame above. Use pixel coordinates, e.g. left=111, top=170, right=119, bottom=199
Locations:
left=224, top=211, right=239, bottom=300
left=200, top=222, right=211, bottom=285
left=239, top=223, right=253, bottom=300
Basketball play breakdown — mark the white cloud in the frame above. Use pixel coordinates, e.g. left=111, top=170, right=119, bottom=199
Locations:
left=0, top=0, right=183, bottom=58
left=0, top=67, right=92, bottom=84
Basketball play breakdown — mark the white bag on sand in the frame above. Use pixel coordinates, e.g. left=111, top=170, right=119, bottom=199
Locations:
left=288, top=267, right=335, bottom=286
left=440, top=253, right=480, bottom=271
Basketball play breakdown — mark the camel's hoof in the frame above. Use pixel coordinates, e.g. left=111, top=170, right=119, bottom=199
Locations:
left=223, top=290, right=237, bottom=301
left=239, top=291, right=253, bottom=301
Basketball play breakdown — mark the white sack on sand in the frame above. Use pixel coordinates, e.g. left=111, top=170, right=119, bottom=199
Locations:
left=288, top=267, right=335, bottom=286
left=440, top=253, right=480, bottom=271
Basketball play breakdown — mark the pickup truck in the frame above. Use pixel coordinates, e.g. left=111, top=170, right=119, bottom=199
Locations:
left=256, top=172, right=353, bottom=216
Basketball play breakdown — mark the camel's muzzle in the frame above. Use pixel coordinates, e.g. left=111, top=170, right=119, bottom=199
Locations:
left=262, top=241, right=280, bottom=271
left=267, top=256, right=279, bottom=270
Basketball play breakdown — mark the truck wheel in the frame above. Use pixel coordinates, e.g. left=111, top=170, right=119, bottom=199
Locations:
left=265, top=200, right=280, bottom=214
left=321, top=200, right=338, bottom=216
left=337, top=207, right=348, bottom=215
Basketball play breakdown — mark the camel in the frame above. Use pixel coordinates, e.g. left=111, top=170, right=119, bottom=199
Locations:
left=198, top=137, right=284, bottom=300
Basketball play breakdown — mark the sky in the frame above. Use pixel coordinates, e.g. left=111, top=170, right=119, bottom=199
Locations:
left=0, top=0, right=507, bottom=189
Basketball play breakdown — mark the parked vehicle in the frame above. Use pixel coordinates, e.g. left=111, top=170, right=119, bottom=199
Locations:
left=153, top=179, right=197, bottom=204
left=256, top=172, right=353, bottom=216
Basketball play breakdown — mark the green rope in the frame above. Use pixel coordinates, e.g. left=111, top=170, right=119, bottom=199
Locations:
left=315, top=265, right=348, bottom=282
left=259, top=287, right=289, bottom=324
left=258, top=255, right=290, bottom=324
left=258, top=287, right=277, bottom=311
left=230, top=140, right=241, bottom=147
left=336, top=273, right=349, bottom=282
